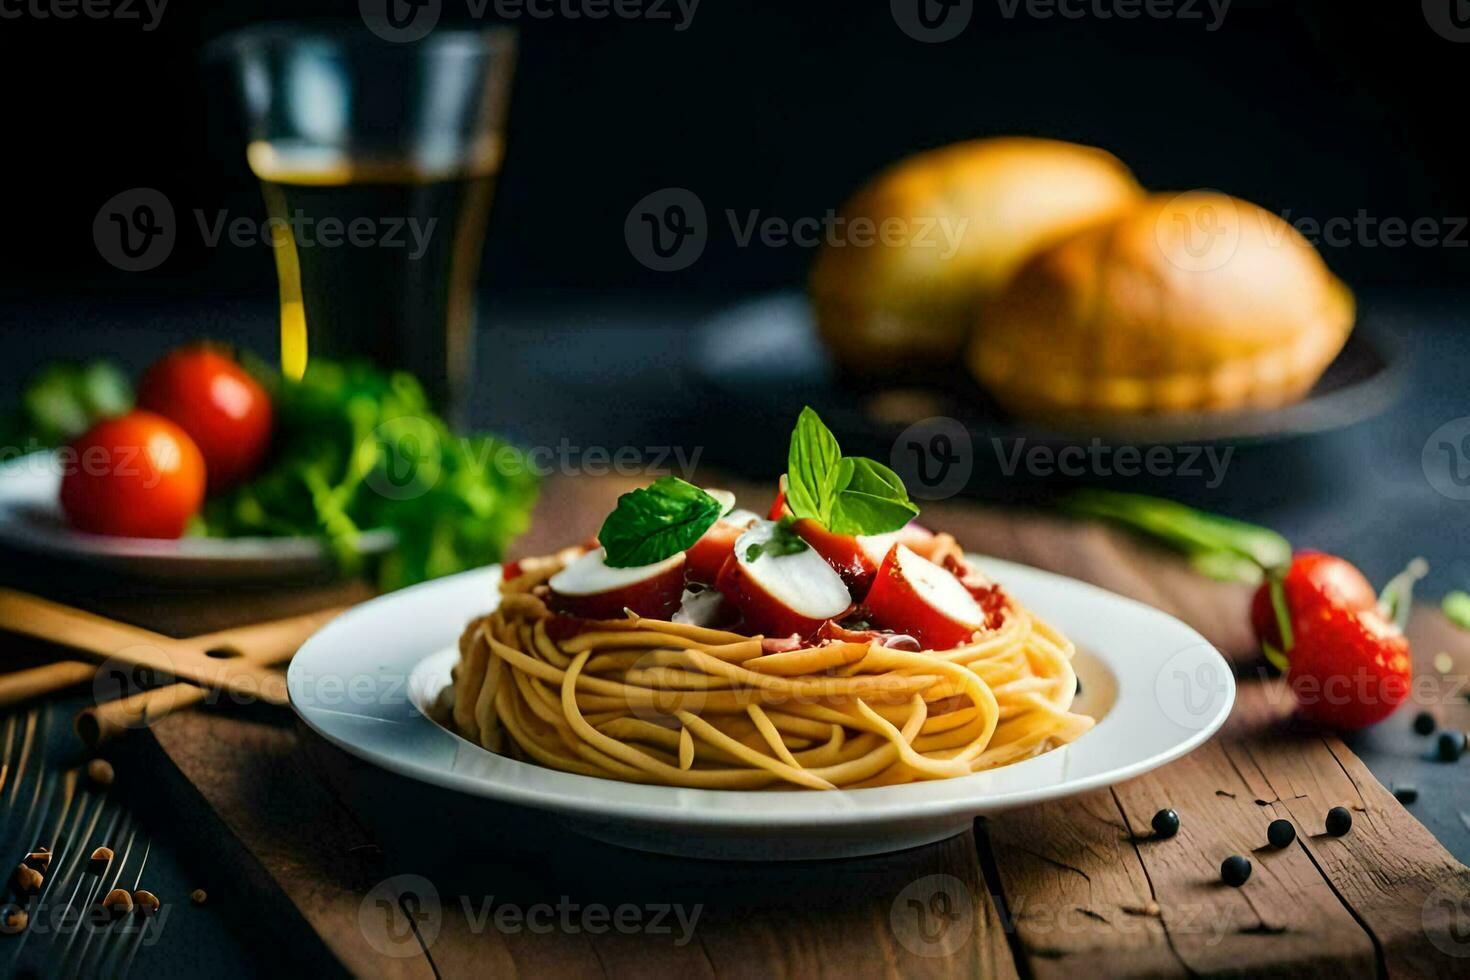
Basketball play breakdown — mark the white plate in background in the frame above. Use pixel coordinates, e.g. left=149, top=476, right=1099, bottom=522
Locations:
left=0, top=450, right=393, bottom=583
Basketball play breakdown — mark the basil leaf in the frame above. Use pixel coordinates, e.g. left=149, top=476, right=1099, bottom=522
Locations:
left=599, top=476, right=724, bottom=568
left=746, top=518, right=809, bottom=563
left=827, top=457, right=920, bottom=536
left=784, top=406, right=919, bottom=536
left=786, top=406, right=841, bottom=524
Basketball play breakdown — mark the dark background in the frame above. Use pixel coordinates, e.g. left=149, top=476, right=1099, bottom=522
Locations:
left=2, top=0, right=1467, bottom=301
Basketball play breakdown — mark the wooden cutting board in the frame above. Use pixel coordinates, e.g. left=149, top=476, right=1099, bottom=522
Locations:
left=110, top=476, right=1470, bottom=978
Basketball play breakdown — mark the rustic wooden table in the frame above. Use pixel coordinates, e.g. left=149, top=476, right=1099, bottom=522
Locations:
left=3, top=474, right=1459, bottom=978
left=2, top=296, right=1470, bottom=976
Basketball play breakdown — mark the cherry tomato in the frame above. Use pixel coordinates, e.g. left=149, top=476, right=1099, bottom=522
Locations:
left=59, top=410, right=206, bottom=539
left=1250, top=551, right=1378, bottom=650
left=138, top=346, right=272, bottom=491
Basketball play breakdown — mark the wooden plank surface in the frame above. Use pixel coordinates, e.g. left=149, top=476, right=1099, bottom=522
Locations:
left=94, top=475, right=1470, bottom=977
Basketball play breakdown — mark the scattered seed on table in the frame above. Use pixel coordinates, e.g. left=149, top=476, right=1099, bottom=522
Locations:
left=1413, top=711, right=1436, bottom=736
left=189, top=888, right=207, bottom=905
left=1267, top=819, right=1296, bottom=848
left=1434, top=652, right=1453, bottom=675
left=1325, top=806, right=1353, bottom=836
left=133, top=890, right=160, bottom=917
left=1221, top=855, right=1252, bottom=886
left=1393, top=784, right=1419, bottom=805
left=86, top=758, right=114, bottom=788
left=1, top=906, right=27, bottom=934
left=1436, top=730, right=1467, bottom=762
left=22, top=847, right=51, bottom=874
left=102, top=888, right=133, bottom=919
left=1151, top=808, right=1180, bottom=838
left=10, top=864, right=42, bottom=897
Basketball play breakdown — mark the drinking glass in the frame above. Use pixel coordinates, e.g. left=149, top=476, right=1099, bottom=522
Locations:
left=212, top=25, right=517, bottom=423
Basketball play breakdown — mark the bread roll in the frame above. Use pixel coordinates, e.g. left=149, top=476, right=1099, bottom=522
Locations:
left=967, top=191, right=1354, bottom=418
left=810, top=137, right=1143, bottom=375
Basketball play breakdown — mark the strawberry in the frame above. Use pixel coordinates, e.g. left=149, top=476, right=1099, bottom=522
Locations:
left=1286, top=602, right=1412, bottom=730
left=1250, top=551, right=1377, bottom=651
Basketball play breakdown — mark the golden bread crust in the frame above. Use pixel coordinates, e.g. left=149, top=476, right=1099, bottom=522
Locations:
left=967, top=192, right=1354, bottom=416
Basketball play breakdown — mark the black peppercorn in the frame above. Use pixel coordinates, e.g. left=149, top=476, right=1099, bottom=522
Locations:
left=1412, top=711, right=1436, bottom=736
left=1325, top=806, right=1353, bottom=836
left=1435, top=730, right=1466, bottom=762
left=1267, top=819, right=1296, bottom=848
left=1393, top=784, right=1418, bottom=805
left=1221, top=855, right=1251, bottom=886
left=1151, top=808, right=1180, bottom=839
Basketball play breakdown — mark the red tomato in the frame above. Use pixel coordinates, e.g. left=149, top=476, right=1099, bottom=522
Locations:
left=1250, top=551, right=1378, bottom=650
left=1288, top=604, right=1411, bottom=730
left=59, top=411, right=206, bottom=539
left=138, top=346, right=272, bottom=491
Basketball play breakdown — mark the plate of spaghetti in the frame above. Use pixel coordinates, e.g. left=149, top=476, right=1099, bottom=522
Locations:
left=290, top=409, right=1234, bottom=859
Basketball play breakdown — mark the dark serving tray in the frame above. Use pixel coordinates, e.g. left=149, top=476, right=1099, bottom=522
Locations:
left=688, top=291, right=1407, bottom=456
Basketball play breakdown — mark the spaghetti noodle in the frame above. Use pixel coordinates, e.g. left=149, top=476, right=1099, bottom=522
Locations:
left=448, top=548, right=1094, bottom=790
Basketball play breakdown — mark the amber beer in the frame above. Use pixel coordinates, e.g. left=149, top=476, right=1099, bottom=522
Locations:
left=248, top=142, right=497, bottom=415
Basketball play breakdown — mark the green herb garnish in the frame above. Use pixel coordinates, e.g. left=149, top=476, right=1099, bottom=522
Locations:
left=1062, top=489, right=1290, bottom=584
left=202, top=361, right=537, bottom=591
left=744, top=518, right=809, bottom=563
left=599, top=476, right=724, bottom=568
left=785, top=407, right=918, bottom=535
left=1442, top=591, right=1470, bottom=631
left=0, top=359, right=133, bottom=450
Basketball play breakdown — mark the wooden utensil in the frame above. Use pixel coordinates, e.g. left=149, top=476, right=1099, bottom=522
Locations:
left=74, top=606, right=344, bottom=746
left=0, top=588, right=292, bottom=703
left=0, top=660, right=96, bottom=707
left=0, top=588, right=346, bottom=710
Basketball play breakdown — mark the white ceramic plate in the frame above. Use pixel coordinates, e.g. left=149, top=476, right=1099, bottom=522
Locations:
left=289, top=556, right=1234, bottom=860
left=0, top=451, right=394, bottom=583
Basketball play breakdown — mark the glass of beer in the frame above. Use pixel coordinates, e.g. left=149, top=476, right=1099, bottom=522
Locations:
left=212, top=26, right=517, bottom=423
